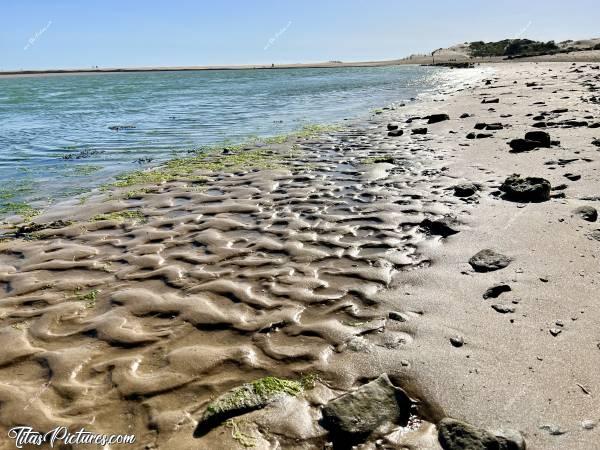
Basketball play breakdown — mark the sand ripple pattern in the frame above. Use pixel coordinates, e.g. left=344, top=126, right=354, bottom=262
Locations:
left=0, top=117, right=460, bottom=447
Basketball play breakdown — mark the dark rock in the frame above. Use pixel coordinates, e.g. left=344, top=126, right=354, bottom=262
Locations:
left=469, top=249, right=511, bottom=273
left=453, top=183, right=479, bottom=197
left=476, top=133, right=493, bottom=139
left=592, top=139, right=600, bottom=147
left=466, top=132, right=476, bottom=139
left=525, top=131, right=551, bottom=147
left=552, top=108, right=568, bottom=113
left=588, top=230, right=600, bottom=241
left=561, top=120, right=588, bottom=128
left=483, top=284, right=512, bottom=299
left=573, top=206, right=598, bottom=222
left=388, top=129, right=404, bottom=137
left=420, top=218, right=460, bottom=237
left=588, top=123, right=600, bottom=129
left=481, top=98, right=500, bottom=104
left=474, top=123, right=487, bottom=130
left=492, top=304, right=516, bottom=314
left=438, top=418, right=525, bottom=450
left=450, top=336, right=464, bottom=348
left=388, top=311, right=407, bottom=322
left=549, top=328, right=562, bottom=337
left=108, top=125, right=136, bottom=131
left=564, top=173, right=581, bottom=181
left=412, top=128, right=428, bottom=135
left=508, top=139, right=539, bottom=153
left=485, top=123, right=504, bottom=131
left=500, top=174, right=551, bottom=202
left=460, top=113, right=471, bottom=118
left=321, top=374, right=412, bottom=445
left=532, top=122, right=547, bottom=128
left=427, top=113, right=450, bottom=124
left=387, top=123, right=399, bottom=131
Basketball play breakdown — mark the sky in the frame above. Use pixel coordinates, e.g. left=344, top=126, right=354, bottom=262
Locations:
left=1, top=0, right=599, bottom=70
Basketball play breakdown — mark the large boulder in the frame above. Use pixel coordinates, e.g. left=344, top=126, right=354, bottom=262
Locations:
left=500, top=174, right=551, bottom=202
left=438, top=418, right=526, bottom=450
left=469, top=249, right=511, bottom=273
left=321, top=374, right=412, bottom=445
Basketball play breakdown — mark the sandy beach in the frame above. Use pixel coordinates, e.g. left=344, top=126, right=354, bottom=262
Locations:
left=1, top=61, right=599, bottom=449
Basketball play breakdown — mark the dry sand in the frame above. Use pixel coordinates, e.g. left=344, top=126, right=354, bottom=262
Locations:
left=0, top=62, right=599, bottom=449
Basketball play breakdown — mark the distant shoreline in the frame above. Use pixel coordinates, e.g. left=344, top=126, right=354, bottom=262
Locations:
left=2, top=48, right=599, bottom=77
left=0, top=59, right=410, bottom=77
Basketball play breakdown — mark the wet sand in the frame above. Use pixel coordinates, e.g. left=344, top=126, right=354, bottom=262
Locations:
left=0, top=62, right=599, bottom=449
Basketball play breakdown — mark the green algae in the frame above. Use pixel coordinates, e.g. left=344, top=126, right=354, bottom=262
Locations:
left=106, top=123, right=338, bottom=189
left=69, top=164, right=102, bottom=176
left=203, top=376, right=304, bottom=424
left=225, top=419, right=256, bottom=448
left=0, top=202, right=40, bottom=221
left=251, top=376, right=303, bottom=397
left=91, top=209, right=146, bottom=223
left=72, top=288, right=99, bottom=308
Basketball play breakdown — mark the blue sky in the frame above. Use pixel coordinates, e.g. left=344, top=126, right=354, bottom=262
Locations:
left=1, top=0, right=599, bottom=70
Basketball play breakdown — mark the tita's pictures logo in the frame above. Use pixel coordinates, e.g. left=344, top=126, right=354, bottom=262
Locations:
left=7, top=426, right=136, bottom=448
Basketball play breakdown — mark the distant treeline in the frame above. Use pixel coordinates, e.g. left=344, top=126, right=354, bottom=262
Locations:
left=469, top=39, right=558, bottom=57
left=469, top=39, right=600, bottom=59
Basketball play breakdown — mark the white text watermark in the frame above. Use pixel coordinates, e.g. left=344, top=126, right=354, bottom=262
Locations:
left=24, top=21, right=52, bottom=50
left=8, top=426, right=136, bottom=448
left=264, top=21, right=292, bottom=50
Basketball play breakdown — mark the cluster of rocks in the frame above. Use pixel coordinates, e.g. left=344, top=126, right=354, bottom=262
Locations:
left=386, top=114, right=449, bottom=137
left=194, top=374, right=526, bottom=449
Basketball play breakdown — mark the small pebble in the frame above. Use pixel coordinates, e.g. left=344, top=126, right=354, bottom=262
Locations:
left=450, top=336, right=464, bottom=347
left=540, top=424, right=567, bottom=435
left=582, top=420, right=596, bottom=430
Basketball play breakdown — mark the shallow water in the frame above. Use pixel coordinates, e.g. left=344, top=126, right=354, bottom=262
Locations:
left=0, top=65, right=445, bottom=211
